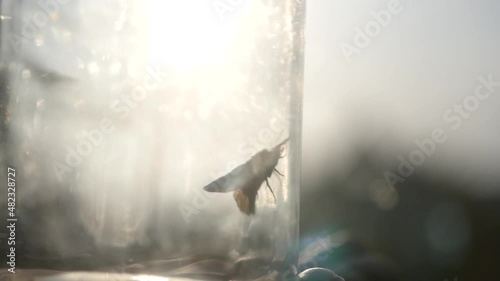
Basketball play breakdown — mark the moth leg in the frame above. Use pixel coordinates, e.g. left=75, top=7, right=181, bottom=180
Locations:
left=265, top=178, right=277, bottom=203
left=273, top=168, right=284, bottom=177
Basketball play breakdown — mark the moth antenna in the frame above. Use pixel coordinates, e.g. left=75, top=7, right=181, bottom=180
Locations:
left=273, top=137, right=290, bottom=151
left=279, top=149, right=288, bottom=159
left=278, top=141, right=289, bottom=158
left=273, top=168, right=284, bottom=177
left=265, top=178, right=277, bottom=203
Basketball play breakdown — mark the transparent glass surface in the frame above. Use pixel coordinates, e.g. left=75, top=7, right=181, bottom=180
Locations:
left=0, top=0, right=305, bottom=280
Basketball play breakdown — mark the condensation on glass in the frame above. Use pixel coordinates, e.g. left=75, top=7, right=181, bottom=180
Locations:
left=0, top=0, right=305, bottom=280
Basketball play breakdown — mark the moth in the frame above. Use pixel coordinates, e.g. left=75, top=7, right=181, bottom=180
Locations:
left=203, top=138, right=289, bottom=215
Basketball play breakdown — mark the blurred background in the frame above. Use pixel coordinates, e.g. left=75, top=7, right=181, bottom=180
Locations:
left=299, top=1, right=500, bottom=281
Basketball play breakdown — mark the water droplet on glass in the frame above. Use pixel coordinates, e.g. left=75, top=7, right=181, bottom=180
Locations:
left=369, top=179, right=399, bottom=210
left=35, top=35, right=44, bottom=46
left=49, top=11, right=59, bottom=21
left=36, top=99, right=45, bottom=109
left=87, top=62, right=100, bottom=74
left=22, top=69, right=31, bottom=80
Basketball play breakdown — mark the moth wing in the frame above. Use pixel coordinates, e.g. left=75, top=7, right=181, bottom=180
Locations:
left=233, top=188, right=258, bottom=215
left=203, top=161, right=256, bottom=193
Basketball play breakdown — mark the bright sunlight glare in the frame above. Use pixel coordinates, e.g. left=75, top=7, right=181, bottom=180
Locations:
left=147, top=0, right=236, bottom=71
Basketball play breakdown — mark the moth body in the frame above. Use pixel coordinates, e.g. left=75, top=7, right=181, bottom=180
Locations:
left=203, top=138, right=288, bottom=215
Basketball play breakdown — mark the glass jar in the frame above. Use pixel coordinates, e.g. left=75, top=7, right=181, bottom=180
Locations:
left=0, top=0, right=305, bottom=280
